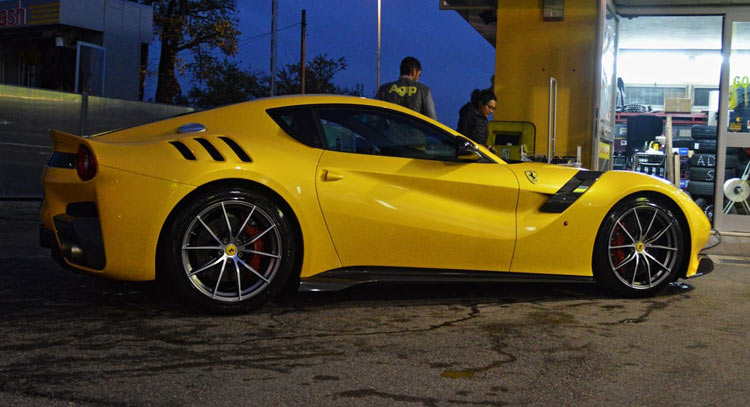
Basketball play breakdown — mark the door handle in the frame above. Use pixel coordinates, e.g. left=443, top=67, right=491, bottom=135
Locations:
left=322, top=169, right=344, bottom=181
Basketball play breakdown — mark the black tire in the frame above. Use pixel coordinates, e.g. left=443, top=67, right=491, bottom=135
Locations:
left=161, top=186, right=298, bottom=313
left=687, top=180, right=715, bottom=197
left=725, top=154, right=740, bottom=169
left=704, top=199, right=738, bottom=222
left=593, top=195, right=687, bottom=297
left=691, top=153, right=715, bottom=168
left=693, top=197, right=708, bottom=211
left=672, top=137, right=695, bottom=149
left=689, top=153, right=739, bottom=169
left=688, top=167, right=737, bottom=182
left=696, top=141, right=740, bottom=155
left=691, top=125, right=717, bottom=140
left=693, top=138, right=717, bottom=153
left=726, top=167, right=740, bottom=180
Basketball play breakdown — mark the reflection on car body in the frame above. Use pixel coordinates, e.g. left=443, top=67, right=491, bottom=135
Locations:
left=39, top=95, right=713, bottom=313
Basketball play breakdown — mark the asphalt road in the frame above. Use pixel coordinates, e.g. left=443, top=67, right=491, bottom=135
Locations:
left=1, top=201, right=749, bottom=406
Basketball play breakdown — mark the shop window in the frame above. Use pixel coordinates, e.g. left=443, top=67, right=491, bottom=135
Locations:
left=625, top=86, right=686, bottom=106
left=693, top=87, right=718, bottom=108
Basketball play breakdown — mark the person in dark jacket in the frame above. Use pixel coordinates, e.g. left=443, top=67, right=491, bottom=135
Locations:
left=375, top=56, right=437, bottom=120
left=457, top=89, right=497, bottom=150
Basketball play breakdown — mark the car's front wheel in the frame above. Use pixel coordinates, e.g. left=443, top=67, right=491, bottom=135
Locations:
left=593, top=195, right=686, bottom=297
left=162, top=187, right=298, bottom=312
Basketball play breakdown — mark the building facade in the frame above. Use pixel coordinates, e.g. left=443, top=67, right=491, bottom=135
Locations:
left=0, top=0, right=152, bottom=100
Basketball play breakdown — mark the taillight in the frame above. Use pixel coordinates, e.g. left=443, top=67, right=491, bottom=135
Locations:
left=76, top=144, right=97, bottom=181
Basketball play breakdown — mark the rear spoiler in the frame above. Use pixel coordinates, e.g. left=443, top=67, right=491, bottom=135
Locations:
left=49, top=129, right=91, bottom=154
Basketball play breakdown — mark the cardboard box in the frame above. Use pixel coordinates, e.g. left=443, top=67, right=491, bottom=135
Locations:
left=664, top=98, right=692, bottom=113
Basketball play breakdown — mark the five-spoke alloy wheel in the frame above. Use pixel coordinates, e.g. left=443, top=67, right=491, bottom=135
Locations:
left=593, top=195, right=686, bottom=297
left=162, top=187, right=297, bottom=312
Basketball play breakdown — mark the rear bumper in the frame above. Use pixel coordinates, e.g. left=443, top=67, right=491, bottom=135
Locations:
left=39, top=202, right=106, bottom=270
left=40, top=165, right=196, bottom=281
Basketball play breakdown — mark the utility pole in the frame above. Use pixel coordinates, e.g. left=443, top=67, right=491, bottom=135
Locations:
left=270, top=0, right=278, bottom=96
left=300, top=9, right=306, bottom=94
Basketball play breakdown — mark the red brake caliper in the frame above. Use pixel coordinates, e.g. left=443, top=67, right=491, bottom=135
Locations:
left=611, top=226, right=626, bottom=271
left=242, top=226, right=264, bottom=271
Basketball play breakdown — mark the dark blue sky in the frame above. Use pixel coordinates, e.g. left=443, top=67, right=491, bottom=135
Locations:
left=145, top=0, right=495, bottom=128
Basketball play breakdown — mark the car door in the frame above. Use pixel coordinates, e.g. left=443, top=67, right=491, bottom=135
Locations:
left=314, top=105, right=520, bottom=272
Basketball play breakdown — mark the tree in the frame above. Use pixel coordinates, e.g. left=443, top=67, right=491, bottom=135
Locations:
left=187, top=56, right=266, bottom=108
left=275, top=54, right=364, bottom=96
left=186, top=54, right=363, bottom=108
left=144, top=0, right=240, bottom=104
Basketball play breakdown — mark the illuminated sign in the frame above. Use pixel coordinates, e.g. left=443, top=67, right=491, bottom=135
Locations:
left=0, top=3, right=25, bottom=27
left=0, top=1, right=59, bottom=29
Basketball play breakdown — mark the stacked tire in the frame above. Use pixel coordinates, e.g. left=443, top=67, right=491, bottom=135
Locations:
left=687, top=125, right=740, bottom=198
left=686, top=125, right=746, bottom=220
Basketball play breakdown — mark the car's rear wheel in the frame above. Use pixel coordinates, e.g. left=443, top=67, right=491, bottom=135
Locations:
left=593, top=195, right=686, bottom=297
left=162, top=187, right=297, bottom=312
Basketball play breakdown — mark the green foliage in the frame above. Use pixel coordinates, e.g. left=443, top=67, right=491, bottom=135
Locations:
left=276, top=54, right=364, bottom=96
left=147, top=0, right=240, bottom=54
left=143, top=0, right=241, bottom=103
left=138, top=1, right=361, bottom=105
left=187, top=56, right=266, bottom=108
left=187, top=54, right=364, bottom=108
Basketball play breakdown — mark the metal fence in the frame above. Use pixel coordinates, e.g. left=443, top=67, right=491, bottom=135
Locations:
left=0, top=84, right=193, bottom=198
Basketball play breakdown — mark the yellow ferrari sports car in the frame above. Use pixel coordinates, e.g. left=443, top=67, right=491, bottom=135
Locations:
left=39, top=95, right=713, bottom=312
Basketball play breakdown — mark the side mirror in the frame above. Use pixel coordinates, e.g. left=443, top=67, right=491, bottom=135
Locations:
left=457, top=139, right=482, bottom=161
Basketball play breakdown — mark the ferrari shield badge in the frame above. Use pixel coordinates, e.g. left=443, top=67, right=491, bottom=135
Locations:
left=524, top=170, right=538, bottom=184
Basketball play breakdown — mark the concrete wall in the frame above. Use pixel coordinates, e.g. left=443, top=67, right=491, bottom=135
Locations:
left=60, top=0, right=152, bottom=100
left=0, top=84, right=192, bottom=198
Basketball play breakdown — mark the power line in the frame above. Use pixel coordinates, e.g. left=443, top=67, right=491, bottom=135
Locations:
left=239, top=22, right=300, bottom=45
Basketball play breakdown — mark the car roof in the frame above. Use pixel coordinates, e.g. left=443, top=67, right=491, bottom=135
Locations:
left=236, top=94, right=457, bottom=134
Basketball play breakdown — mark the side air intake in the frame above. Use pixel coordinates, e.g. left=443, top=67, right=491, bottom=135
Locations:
left=168, top=141, right=196, bottom=160
left=169, top=137, right=253, bottom=163
left=218, top=136, right=253, bottom=162
left=194, top=138, right=225, bottom=161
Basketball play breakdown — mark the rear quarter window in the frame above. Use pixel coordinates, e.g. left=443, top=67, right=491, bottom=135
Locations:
left=266, top=107, right=321, bottom=148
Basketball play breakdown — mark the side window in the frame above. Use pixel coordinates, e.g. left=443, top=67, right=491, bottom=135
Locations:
left=316, top=107, right=457, bottom=161
left=266, top=107, right=321, bottom=147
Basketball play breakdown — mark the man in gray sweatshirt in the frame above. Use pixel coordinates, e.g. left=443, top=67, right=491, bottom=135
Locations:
left=375, top=56, right=437, bottom=120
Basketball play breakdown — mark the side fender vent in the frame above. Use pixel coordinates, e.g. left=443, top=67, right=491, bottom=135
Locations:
left=218, top=136, right=252, bottom=162
left=539, top=170, right=603, bottom=213
left=168, top=141, right=196, bottom=160
left=195, top=138, right=225, bottom=161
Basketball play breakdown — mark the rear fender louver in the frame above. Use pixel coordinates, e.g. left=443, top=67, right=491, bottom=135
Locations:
left=194, top=137, right=225, bottom=161
left=218, top=136, right=252, bottom=162
left=168, top=141, right=196, bottom=160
